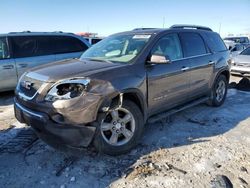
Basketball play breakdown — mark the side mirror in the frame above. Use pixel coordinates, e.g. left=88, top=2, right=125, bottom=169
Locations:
left=148, top=54, right=171, bottom=64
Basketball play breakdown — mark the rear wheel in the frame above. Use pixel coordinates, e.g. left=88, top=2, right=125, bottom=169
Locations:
left=93, top=100, right=144, bottom=155
left=207, top=75, right=228, bottom=107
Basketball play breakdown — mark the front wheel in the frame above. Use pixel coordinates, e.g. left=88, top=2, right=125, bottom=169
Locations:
left=93, top=100, right=144, bottom=155
left=207, top=75, right=228, bottom=107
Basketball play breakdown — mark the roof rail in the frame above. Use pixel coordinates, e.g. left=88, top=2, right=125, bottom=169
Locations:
left=8, top=31, right=31, bottom=34
left=133, top=28, right=158, bottom=31
left=170, top=25, right=212, bottom=31
left=7, top=31, right=75, bottom=35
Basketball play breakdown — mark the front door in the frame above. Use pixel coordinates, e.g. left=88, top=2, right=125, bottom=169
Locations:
left=147, top=33, right=191, bottom=115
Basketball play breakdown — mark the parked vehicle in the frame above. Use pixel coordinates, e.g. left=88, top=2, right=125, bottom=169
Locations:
left=14, top=25, right=230, bottom=155
left=224, top=36, right=250, bottom=48
left=0, top=32, right=90, bottom=92
left=231, top=46, right=250, bottom=76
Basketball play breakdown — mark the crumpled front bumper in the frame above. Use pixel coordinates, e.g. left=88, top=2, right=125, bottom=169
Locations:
left=14, top=98, right=96, bottom=149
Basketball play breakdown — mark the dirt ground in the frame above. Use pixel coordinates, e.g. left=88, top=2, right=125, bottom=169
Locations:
left=0, top=75, right=249, bottom=188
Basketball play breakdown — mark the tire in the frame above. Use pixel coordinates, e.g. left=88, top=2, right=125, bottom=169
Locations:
left=93, top=100, right=144, bottom=155
left=207, top=75, right=228, bottom=107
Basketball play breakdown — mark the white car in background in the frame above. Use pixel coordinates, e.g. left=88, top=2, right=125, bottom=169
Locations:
left=231, top=47, right=250, bottom=76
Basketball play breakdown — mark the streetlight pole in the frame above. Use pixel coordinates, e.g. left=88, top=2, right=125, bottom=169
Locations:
left=219, top=23, right=222, bottom=35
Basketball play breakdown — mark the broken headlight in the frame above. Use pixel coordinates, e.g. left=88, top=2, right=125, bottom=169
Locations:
left=45, top=78, right=90, bottom=102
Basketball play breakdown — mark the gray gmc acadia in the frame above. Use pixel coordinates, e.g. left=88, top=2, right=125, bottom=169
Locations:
left=14, top=25, right=230, bottom=155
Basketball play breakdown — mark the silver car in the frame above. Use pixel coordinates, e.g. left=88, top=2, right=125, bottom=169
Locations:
left=231, top=47, right=250, bottom=76
left=0, top=32, right=90, bottom=92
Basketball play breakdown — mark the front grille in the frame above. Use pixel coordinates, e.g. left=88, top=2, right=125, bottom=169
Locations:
left=236, top=63, right=250, bottom=67
left=19, top=75, right=44, bottom=98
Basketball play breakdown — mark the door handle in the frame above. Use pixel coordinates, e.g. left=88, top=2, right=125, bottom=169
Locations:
left=181, top=67, right=190, bottom=71
left=18, top=64, right=28, bottom=68
left=2, top=65, right=14, bottom=69
left=208, top=61, right=215, bottom=65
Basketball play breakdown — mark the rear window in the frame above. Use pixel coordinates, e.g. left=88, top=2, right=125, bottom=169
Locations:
left=53, top=36, right=88, bottom=54
left=224, top=37, right=249, bottom=44
left=179, top=33, right=207, bottom=57
left=205, top=33, right=227, bottom=52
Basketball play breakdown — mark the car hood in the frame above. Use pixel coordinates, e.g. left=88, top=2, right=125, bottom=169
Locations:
left=234, top=55, right=250, bottom=64
left=26, top=58, right=124, bottom=82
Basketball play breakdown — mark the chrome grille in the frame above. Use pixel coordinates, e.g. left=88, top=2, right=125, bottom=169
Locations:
left=18, top=72, right=48, bottom=99
left=236, top=63, right=250, bottom=67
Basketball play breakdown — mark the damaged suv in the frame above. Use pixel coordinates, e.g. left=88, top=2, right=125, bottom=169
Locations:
left=14, top=25, right=230, bottom=155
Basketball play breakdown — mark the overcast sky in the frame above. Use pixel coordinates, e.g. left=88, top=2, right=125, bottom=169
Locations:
left=1, top=0, right=249, bottom=37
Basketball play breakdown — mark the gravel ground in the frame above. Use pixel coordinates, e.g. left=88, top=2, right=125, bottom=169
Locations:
left=0, top=75, right=249, bottom=188
left=0, top=91, right=16, bottom=132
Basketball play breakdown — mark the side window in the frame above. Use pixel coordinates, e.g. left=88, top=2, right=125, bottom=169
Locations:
left=35, top=36, right=56, bottom=56
left=0, top=37, right=10, bottom=59
left=151, top=33, right=183, bottom=61
left=11, top=36, right=37, bottom=58
left=179, top=33, right=207, bottom=57
left=54, top=36, right=88, bottom=54
left=205, top=33, right=227, bottom=52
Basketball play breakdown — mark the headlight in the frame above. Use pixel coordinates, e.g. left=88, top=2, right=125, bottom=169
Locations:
left=45, top=78, right=90, bottom=102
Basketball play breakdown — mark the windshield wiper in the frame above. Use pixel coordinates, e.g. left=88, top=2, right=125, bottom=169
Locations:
left=84, top=58, right=113, bottom=64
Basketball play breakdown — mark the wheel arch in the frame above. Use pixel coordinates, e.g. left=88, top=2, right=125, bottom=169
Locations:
left=219, top=69, right=230, bottom=83
left=98, top=89, right=147, bottom=123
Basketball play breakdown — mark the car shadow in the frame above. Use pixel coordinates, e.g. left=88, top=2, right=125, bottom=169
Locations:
left=0, top=91, right=14, bottom=106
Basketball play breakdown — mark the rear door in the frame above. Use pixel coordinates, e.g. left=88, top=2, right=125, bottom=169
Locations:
left=147, top=33, right=191, bottom=115
left=54, top=36, right=89, bottom=61
left=0, top=36, right=17, bottom=91
left=10, top=36, right=56, bottom=79
left=179, top=32, right=213, bottom=99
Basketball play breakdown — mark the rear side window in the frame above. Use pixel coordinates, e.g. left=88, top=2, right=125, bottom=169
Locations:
left=205, top=33, right=227, bottom=52
left=35, top=36, right=56, bottom=56
left=11, top=36, right=37, bottom=58
left=179, top=33, right=207, bottom=57
left=54, top=36, right=88, bottom=54
left=0, top=37, right=10, bottom=59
